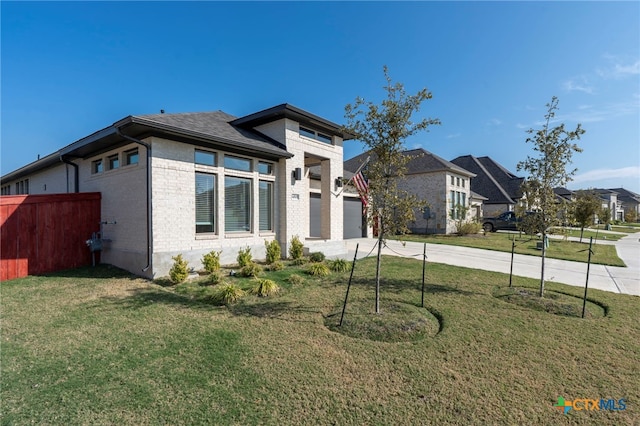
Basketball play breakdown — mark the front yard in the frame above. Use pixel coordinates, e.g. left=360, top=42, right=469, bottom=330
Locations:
left=2, top=258, right=638, bottom=424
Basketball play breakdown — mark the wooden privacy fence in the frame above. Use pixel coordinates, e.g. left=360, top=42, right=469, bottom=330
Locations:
left=1, top=193, right=101, bottom=281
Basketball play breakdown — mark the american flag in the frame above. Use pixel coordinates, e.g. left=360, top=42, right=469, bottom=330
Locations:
left=353, top=171, right=369, bottom=211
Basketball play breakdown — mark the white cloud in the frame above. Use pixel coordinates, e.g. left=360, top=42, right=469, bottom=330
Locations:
left=446, top=133, right=461, bottom=139
left=487, top=118, right=502, bottom=126
left=571, top=166, right=640, bottom=185
left=596, top=56, right=640, bottom=79
left=562, top=76, right=594, bottom=94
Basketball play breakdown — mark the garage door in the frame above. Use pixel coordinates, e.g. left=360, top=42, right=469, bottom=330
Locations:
left=343, top=196, right=365, bottom=239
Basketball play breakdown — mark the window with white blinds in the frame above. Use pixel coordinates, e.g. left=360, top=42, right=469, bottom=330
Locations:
left=225, top=176, right=251, bottom=232
left=259, top=181, right=273, bottom=231
left=195, top=173, right=215, bottom=233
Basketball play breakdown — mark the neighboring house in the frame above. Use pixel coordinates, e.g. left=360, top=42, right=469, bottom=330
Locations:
left=592, top=188, right=625, bottom=222
left=609, top=188, right=640, bottom=222
left=1, top=104, right=352, bottom=278
left=450, top=155, right=524, bottom=217
left=344, top=148, right=475, bottom=235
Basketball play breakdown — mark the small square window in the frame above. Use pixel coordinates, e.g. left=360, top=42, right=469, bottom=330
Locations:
left=92, top=159, right=103, bottom=174
left=108, top=154, right=119, bottom=170
left=125, top=149, right=139, bottom=165
left=195, top=150, right=216, bottom=166
left=258, top=162, right=273, bottom=175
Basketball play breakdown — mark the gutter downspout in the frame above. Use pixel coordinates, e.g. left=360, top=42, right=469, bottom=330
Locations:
left=60, top=156, right=79, bottom=193
left=116, top=128, right=152, bottom=274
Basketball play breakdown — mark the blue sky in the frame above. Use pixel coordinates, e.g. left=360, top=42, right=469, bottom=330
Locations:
left=2, top=1, right=639, bottom=192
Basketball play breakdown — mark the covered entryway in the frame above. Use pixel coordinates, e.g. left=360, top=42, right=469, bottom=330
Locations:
left=309, top=192, right=322, bottom=238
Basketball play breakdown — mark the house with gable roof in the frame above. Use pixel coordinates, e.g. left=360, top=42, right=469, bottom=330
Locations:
left=344, top=148, right=476, bottom=235
left=1, top=104, right=351, bottom=278
left=450, top=155, right=524, bottom=217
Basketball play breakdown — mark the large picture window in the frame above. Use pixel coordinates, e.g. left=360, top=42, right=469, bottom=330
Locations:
left=195, top=173, right=216, bottom=233
left=259, top=181, right=273, bottom=231
left=225, top=176, right=251, bottom=232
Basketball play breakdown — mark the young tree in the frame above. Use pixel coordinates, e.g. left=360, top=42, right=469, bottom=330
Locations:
left=344, top=66, right=440, bottom=313
left=572, top=190, right=601, bottom=242
left=517, top=96, right=584, bottom=297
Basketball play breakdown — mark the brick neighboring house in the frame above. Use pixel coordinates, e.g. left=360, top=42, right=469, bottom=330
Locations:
left=450, top=155, right=524, bottom=217
left=1, top=104, right=351, bottom=278
left=344, top=148, right=476, bottom=235
left=608, top=188, right=640, bottom=222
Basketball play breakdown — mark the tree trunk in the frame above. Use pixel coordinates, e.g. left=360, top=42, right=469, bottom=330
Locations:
left=375, top=216, right=383, bottom=314
left=539, top=231, right=546, bottom=297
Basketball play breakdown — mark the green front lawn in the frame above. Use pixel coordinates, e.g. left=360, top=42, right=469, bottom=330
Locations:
left=392, top=232, right=626, bottom=266
left=2, top=259, right=638, bottom=424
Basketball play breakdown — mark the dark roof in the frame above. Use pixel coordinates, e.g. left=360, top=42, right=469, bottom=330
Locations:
left=5, top=105, right=351, bottom=183
left=232, top=103, right=354, bottom=140
left=344, top=148, right=474, bottom=177
left=450, top=155, right=524, bottom=205
left=609, top=187, right=640, bottom=204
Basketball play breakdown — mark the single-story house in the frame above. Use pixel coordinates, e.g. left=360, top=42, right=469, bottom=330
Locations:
left=344, top=148, right=476, bottom=235
left=1, top=104, right=352, bottom=278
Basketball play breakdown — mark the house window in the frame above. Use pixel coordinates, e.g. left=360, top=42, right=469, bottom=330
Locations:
left=258, top=161, right=273, bottom=175
left=108, top=154, right=119, bottom=170
left=450, top=176, right=455, bottom=185
left=299, top=126, right=333, bottom=144
left=92, top=159, right=103, bottom=174
left=125, top=149, right=139, bottom=165
left=462, top=179, right=465, bottom=188
left=1, top=185, right=10, bottom=195
left=225, top=176, right=251, bottom=232
left=195, top=150, right=216, bottom=166
left=259, top=181, right=273, bottom=231
left=456, top=177, right=461, bottom=186
left=195, top=173, right=216, bottom=233
left=224, top=155, right=251, bottom=172
left=15, top=179, right=29, bottom=195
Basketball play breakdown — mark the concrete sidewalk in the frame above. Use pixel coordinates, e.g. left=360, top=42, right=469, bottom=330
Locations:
left=345, top=233, right=640, bottom=296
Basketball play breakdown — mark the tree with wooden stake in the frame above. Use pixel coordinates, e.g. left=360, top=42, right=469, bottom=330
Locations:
left=517, top=96, right=584, bottom=298
left=571, top=190, right=602, bottom=243
left=344, top=66, right=440, bottom=314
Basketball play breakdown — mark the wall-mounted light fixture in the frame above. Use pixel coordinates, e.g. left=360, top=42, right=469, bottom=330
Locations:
left=293, top=167, right=302, bottom=181
left=335, top=177, right=343, bottom=187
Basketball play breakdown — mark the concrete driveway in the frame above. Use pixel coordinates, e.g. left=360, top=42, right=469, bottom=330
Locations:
left=345, top=232, right=640, bottom=296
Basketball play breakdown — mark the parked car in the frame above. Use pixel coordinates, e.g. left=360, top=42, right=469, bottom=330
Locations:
left=482, top=211, right=538, bottom=232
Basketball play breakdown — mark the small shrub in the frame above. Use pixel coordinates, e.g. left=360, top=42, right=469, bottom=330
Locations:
left=265, top=239, right=281, bottom=264
left=329, top=258, right=350, bottom=273
left=287, top=274, right=305, bottom=286
left=237, top=246, right=253, bottom=268
left=268, top=261, right=284, bottom=271
left=211, top=284, right=245, bottom=305
left=202, top=250, right=222, bottom=274
left=309, top=252, right=325, bottom=263
left=306, top=262, right=330, bottom=277
left=289, top=235, right=304, bottom=260
left=204, top=271, right=223, bottom=286
left=250, top=278, right=281, bottom=297
left=169, top=254, right=189, bottom=284
left=291, top=257, right=307, bottom=266
left=457, top=221, right=482, bottom=236
left=240, top=262, right=262, bottom=277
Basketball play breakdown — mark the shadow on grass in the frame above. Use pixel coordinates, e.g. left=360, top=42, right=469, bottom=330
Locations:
left=346, top=277, right=478, bottom=297
left=229, top=300, right=322, bottom=322
left=40, top=264, right=140, bottom=280
left=98, top=287, right=219, bottom=311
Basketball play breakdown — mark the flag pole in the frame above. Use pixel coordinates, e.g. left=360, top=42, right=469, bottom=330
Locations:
left=332, top=156, right=370, bottom=197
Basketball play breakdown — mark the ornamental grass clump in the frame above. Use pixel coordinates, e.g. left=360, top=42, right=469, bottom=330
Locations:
left=268, top=261, right=284, bottom=271
left=169, top=254, right=189, bottom=284
left=329, top=258, right=350, bottom=273
left=202, top=250, right=222, bottom=274
left=306, top=262, right=330, bottom=277
left=240, top=262, right=262, bottom=278
left=250, top=278, right=280, bottom=297
left=287, top=274, right=305, bottom=286
left=210, top=283, right=245, bottom=305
